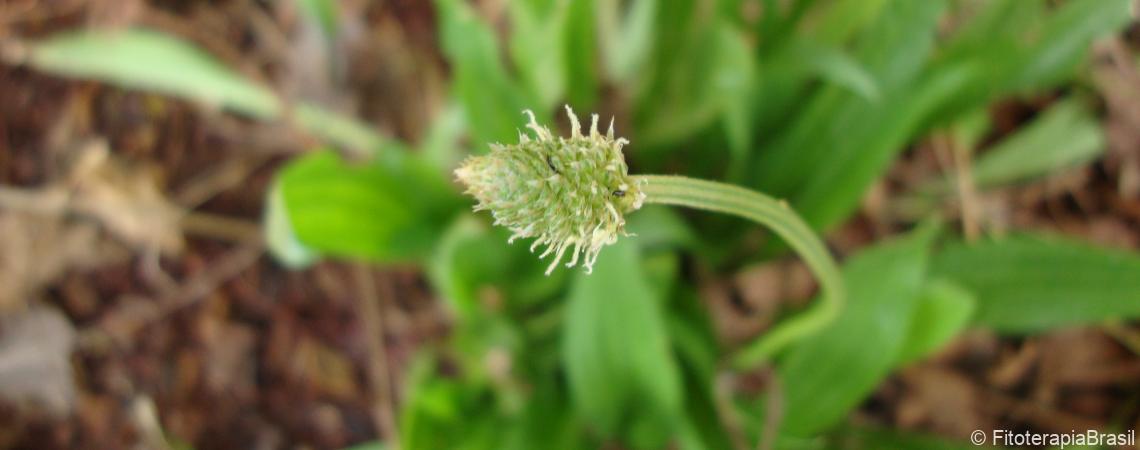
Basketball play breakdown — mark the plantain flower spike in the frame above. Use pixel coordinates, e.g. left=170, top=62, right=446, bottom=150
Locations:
left=455, top=105, right=645, bottom=275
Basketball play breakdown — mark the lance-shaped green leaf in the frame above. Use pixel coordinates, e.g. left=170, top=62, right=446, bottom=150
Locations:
left=562, top=239, right=682, bottom=444
left=778, top=223, right=939, bottom=436
left=436, top=0, right=541, bottom=149
left=22, top=28, right=386, bottom=154
left=268, top=149, right=461, bottom=265
left=896, top=278, right=976, bottom=365
left=970, top=98, right=1104, bottom=188
left=932, top=234, right=1140, bottom=333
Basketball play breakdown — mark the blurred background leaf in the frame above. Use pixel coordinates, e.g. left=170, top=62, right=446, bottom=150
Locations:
left=970, top=98, right=1104, bottom=188
left=776, top=222, right=940, bottom=437
left=933, top=234, right=1140, bottom=333
left=598, top=0, right=656, bottom=86
left=508, top=0, right=569, bottom=109
left=22, top=28, right=387, bottom=154
left=25, top=28, right=279, bottom=118
left=895, top=278, right=976, bottom=365
left=436, top=0, right=542, bottom=149
left=751, top=0, right=949, bottom=232
left=562, top=239, right=682, bottom=446
left=269, top=150, right=461, bottom=264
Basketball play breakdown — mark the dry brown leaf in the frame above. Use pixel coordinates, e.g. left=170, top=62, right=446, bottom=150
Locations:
left=898, top=366, right=992, bottom=439
left=1037, top=328, right=1131, bottom=389
left=1092, top=40, right=1140, bottom=198
left=701, top=277, right=770, bottom=347
left=987, top=341, right=1039, bottom=389
left=202, top=320, right=257, bottom=397
left=733, top=260, right=817, bottom=313
left=0, top=210, right=126, bottom=313
left=67, top=143, right=184, bottom=254
left=733, top=263, right=785, bottom=315
left=0, top=141, right=176, bottom=312
left=292, top=336, right=359, bottom=400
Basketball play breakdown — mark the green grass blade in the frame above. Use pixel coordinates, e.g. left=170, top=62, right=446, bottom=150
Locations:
left=597, top=0, right=657, bottom=84
left=750, top=0, right=946, bottom=199
left=1006, top=0, right=1131, bottom=92
left=22, top=28, right=388, bottom=154
left=562, top=239, right=682, bottom=444
left=932, top=234, right=1140, bottom=333
left=436, top=0, right=541, bottom=149
left=793, top=39, right=881, bottom=101
left=811, top=0, right=888, bottom=46
left=970, top=98, right=1104, bottom=188
left=26, top=28, right=279, bottom=118
left=926, top=0, right=1128, bottom=126
left=792, top=63, right=977, bottom=231
left=293, top=103, right=388, bottom=153
left=508, top=0, right=568, bottom=108
left=563, top=0, right=600, bottom=108
left=895, top=278, right=976, bottom=365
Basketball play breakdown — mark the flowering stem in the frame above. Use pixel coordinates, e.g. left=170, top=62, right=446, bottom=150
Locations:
left=634, top=175, right=844, bottom=369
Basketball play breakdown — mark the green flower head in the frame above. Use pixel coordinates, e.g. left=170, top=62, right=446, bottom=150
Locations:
left=455, top=105, right=644, bottom=275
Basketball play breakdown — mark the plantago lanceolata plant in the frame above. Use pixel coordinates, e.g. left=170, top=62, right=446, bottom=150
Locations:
left=456, top=106, right=845, bottom=366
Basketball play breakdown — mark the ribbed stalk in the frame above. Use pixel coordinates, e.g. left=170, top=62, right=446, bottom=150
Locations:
left=634, top=175, right=844, bottom=369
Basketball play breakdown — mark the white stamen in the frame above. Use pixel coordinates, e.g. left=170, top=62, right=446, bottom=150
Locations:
left=606, top=202, right=620, bottom=222
left=523, top=110, right=550, bottom=140
left=565, top=105, right=581, bottom=137
left=584, top=248, right=600, bottom=274
left=565, top=241, right=582, bottom=267
left=538, top=242, right=557, bottom=258
left=565, top=242, right=583, bottom=267
left=508, top=224, right=535, bottom=243
left=545, top=242, right=570, bottom=275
